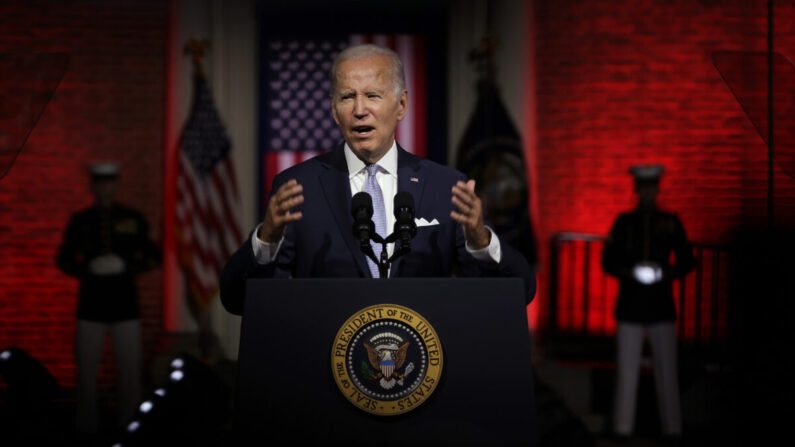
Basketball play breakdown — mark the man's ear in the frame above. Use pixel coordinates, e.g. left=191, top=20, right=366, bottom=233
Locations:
left=331, top=100, right=341, bottom=126
left=397, top=89, right=408, bottom=121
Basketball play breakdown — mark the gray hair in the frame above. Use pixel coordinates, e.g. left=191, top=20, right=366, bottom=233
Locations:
left=329, top=44, right=406, bottom=98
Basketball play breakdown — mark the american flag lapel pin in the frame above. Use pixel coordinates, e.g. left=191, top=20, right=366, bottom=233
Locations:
left=410, top=177, right=419, bottom=183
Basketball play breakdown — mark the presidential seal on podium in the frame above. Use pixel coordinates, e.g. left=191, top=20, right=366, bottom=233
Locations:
left=331, top=304, right=443, bottom=416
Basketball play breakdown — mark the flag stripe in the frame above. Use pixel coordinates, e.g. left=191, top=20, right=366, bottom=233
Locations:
left=410, top=37, right=427, bottom=158
left=210, top=170, right=242, bottom=253
left=262, top=150, right=322, bottom=203
left=179, top=164, right=222, bottom=282
left=220, top=157, right=244, bottom=238
left=175, top=76, right=242, bottom=310
left=397, top=34, right=415, bottom=156
left=349, top=33, right=426, bottom=157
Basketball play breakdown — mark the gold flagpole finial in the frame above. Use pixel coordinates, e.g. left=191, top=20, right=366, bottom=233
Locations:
left=184, top=37, right=211, bottom=76
left=469, top=35, right=499, bottom=82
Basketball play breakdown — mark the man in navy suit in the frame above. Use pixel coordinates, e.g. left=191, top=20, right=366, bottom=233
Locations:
left=220, top=44, right=534, bottom=315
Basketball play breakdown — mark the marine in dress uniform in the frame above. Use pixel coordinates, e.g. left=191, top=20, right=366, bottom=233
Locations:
left=602, top=164, right=695, bottom=439
left=56, top=163, right=160, bottom=434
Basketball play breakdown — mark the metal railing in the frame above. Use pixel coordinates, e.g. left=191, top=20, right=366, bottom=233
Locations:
left=546, top=232, right=731, bottom=360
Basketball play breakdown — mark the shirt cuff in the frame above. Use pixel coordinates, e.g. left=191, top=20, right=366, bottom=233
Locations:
left=465, top=226, right=502, bottom=264
left=251, top=223, right=284, bottom=265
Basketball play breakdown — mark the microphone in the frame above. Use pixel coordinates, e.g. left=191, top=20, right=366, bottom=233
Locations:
left=351, top=191, right=375, bottom=244
left=393, top=191, right=417, bottom=246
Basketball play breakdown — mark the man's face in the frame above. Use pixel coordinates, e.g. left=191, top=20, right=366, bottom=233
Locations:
left=635, top=182, right=659, bottom=208
left=91, top=178, right=117, bottom=208
left=331, top=55, right=407, bottom=164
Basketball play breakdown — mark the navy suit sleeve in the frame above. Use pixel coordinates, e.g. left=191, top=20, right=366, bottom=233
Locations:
left=448, top=173, right=536, bottom=305
left=220, top=235, right=278, bottom=315
left=454, top=226, right=536, bottom=305
left=220, top=174, right=293, bottom=316
left=497, top=240, right=536, bottom=304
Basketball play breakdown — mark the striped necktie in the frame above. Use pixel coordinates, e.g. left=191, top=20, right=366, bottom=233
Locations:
left=364, top=164, right=386, bottom=278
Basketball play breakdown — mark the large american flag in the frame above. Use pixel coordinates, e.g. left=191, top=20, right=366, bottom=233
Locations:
left=259, top=34, right=427, bottom=211
left=175, top=74, right=243, bottom=311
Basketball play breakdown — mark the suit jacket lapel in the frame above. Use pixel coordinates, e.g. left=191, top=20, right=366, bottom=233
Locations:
left=318, top=145, right=372, bottom=277
left=392, top=145, right=427, bottom=277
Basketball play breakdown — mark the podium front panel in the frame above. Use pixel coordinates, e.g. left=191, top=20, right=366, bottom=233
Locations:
left=234, top=278, right=536, bottom=445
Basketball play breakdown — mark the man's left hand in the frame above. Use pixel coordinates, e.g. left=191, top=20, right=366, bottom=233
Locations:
left=451, top=180, right=490, bottom=250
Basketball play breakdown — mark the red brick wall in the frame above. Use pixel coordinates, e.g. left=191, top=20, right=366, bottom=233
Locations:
left=530, top=0, right=795, bottom=329
left=0, top=1, right=168, bottom=389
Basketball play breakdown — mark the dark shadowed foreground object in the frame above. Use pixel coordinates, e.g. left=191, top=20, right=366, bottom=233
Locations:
left=0, top=346, right=69, bottom=445
left=728, top=228, right=795, bottom=444
left=113, top=353, right=230, bottom=447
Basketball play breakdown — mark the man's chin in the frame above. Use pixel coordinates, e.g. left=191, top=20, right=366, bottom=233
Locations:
left=349, top=143, right=387, bottom=162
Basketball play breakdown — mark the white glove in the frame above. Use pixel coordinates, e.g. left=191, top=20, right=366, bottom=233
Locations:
left=89, top=254, right=126, bottom=275
left=633, top=262, right=662, bottom=285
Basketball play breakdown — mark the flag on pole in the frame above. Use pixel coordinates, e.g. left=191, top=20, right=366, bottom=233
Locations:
left=258, top=35, right=427, bottom=214
left=175, top=73, right=243, bottom=311
left=456, top=81, right=537, bottom=266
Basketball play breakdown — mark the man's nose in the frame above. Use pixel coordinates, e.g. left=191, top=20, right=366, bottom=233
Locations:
left=353, top=96, right=367, bottom=117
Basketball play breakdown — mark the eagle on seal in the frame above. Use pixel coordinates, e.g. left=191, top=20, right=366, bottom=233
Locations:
left=363, top=340, right=410, bottom=381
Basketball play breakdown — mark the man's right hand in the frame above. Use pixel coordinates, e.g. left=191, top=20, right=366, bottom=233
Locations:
left=259, top=179, right=304, bottom=243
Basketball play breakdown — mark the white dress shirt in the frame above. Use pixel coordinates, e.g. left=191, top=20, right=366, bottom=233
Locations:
left=250, top=142, right=502, bottom=267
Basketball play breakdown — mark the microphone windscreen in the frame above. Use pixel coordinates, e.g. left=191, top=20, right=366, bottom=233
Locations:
left=351, top=191, right=373, bottom=217
left=394, top=191, right=414, bottom=213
